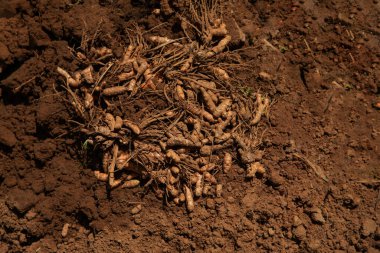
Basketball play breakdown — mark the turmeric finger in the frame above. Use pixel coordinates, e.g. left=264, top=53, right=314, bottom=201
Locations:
left=250, top=94, right=270, bottom=125
left=184, top=186, right=194, bottom=212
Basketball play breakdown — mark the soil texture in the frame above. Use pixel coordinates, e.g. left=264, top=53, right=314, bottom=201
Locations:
left=0, top=0, right=379, bottom=252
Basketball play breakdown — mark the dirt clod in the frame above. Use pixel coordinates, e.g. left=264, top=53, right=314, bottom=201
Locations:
left=268, top=171, right=284, bottom=187
left=33, top=140, right=56, bottom=163
left=6, top=189, right=38, bottom=214
left=206, top=198, right=216, bottom=210
left=362, top=218, right=377, bottom=237
left=310, top=208, right=326, bottom=224
left=3, top=176, right=17, bottom=188
left=0, top=125, right=17, bottom=148
left=293, top=225, right=307, bottom=241
left=293, top=215, right=303, bottom=227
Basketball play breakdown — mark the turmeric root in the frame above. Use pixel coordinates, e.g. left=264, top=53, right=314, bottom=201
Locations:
left=118, top=70, right=135, bottom=81
left=190, top=80, right=216, bottom=90
left=148, top=35, right=180, bottom=46
left=214, top=132, right=231, bottom=144
left=114, top=116, right=123, bottom=130
left=90, top=47, right=112, bottom=58
left=211, top=67, right=230, bottom=81
left=109, top=144, right=119, bottom=186
left=213, top=99, right=232, bottom=118
left=184, top=186, right=194, bottom=212
left=200, top=139, right=234, bottom=155
left=123, top=120, right=141, bottom=135
left=120, top=45, right=134, bottom=65
left=184, top=103, right=215, bottom=123
left=246, top=162, right=265, bottom=178
left=160, top=0, right=174, bottom=15
left=175, top=85, right=186, bottom=101
left=206, top=35, right=232, bottom=57
left=204, top=172, right=217, bottom=184
left=186, top=89, right=196, bottom=101
left=126, top=79, right=137, bottom=92
left=204, top=23, right=228, bottom=43
left=81, top=66, right=94, bottom=84
left=200, top=87, right=217, bottom=113
left=116, top=151, right=129, bottom=170
left=198, top=163, right=216, bottom=173
left=166, top=149, right=181, bottom=163
left=251, top=94, right=270, bottom=125
left=102, top=86, right=129, bottom=96
left=141, top=68, right=156, bottom=90
left=179, top=193, right=186, bottom=202
left=94, top=170, right=108, bottom=181
left=167, top=136, right=201, bottom=148
left=208, top=90, right=219, bottom=104
left=167, top=184, right=179, bottom=197
left=84, top=92, right=94, bottom=109
left=57, top=67, right=81, bottom=88
left=121, top=179, right=140, bottom=188
left=223, top=153, right=232, bottom=173
left=202, top=183, right=211, bottom=196
left=170, top=166, right=180, bottom=175
left=194, top=174, right=203, bottom=197
left=180, top=54, right=194, bottom=72
left=216, top=184, right=223, bottom=197
left=104, top=113, right=115, bottom=131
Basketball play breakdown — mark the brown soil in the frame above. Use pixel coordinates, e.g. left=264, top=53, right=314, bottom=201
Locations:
left=1, top=0, right=379, bottom=252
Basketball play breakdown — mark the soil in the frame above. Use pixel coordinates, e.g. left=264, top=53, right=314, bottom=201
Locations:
left=0, top=0, right=379, bottom=252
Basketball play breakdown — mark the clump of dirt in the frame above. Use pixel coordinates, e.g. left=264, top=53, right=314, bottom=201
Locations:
left=0, top=0, right=379, bottom=252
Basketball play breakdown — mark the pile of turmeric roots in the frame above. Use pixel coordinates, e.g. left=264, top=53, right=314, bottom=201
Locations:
left=57, top=1, right=270, bottom=211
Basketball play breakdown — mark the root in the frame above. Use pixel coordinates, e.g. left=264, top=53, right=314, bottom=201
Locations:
left=109, top=144, right=119, bottom=187
left=251, top=94, right=270, bottom=125
left=59, top=1, right=270, bottom=212
left=57, top=67, right=81, bottom=88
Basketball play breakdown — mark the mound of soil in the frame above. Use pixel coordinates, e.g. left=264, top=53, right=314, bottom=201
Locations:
left=0, top=0, right=379, bottom=252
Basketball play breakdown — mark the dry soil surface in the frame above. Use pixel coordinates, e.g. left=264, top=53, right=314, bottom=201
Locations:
left=0, top=0, right=379, bottom=252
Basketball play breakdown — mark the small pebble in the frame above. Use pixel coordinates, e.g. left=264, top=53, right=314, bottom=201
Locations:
left=216, top=184, right=223, bottom=197
left=206, top=198, right=216, bottom=209
left=343, top=194, right=361, bottom=209
left=25, top=210, right=37, bottom=220
left=237, top=168, right=245, bottom=174
left=134, top=216, right=142, bottom=225
left=310, top=208, right=325, bottom=224
left=131, top=204, right=142, bottom=215
left=293, top=215, right=303, bottom=227
left=61, top=223, right=70, bottom=238
left=361, top=218, right=377, bottom=237
left=226, top=196, right=235, bottom=203
left=87, top=233, right=94, bottom=242
left=307, top=239, right=321, bottom=250
left=268, top=171, right=284, bottom=187
left=78, top=226, right=86, bottom=234
left=0, top=125, right=17, bottom=148
left=259, top=71, right=273, bottom=81
left=4, top=176, right=17, bottom=188
left=18, top=233, right=27, bottom=244
left=293, top=225, right=307, bottom=241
